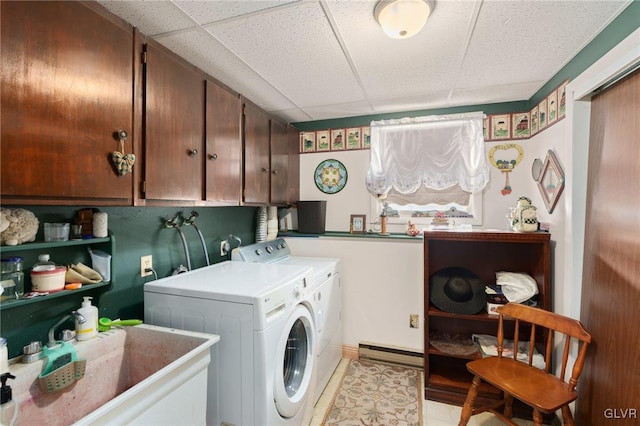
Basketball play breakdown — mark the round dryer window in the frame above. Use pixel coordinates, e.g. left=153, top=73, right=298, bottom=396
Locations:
left=314, top=159, right=347, bottom=194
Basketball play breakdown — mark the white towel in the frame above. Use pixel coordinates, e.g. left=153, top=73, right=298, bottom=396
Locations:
left=495, top=271, right=538, bottom=303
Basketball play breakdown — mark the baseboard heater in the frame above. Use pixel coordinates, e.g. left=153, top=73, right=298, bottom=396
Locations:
left=358, top=343, right=424, bottom=369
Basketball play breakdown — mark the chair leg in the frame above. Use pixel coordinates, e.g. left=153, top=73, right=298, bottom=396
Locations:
left=533, top=409, right=544, bottom=426
left=503, top=393, right=513, bottom=419
left=459, top=375, right=482, bottom=426
left=561, top=405, right=575, bottom=425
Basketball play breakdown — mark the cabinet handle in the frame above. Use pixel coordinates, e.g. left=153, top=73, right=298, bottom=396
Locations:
left=262, top=167, right=269, bottom=172
left=272, top=170, right=279, bottom=175
left=208, top=153, right=218, bottom=160
left=188, top=149, right=198, bottom=157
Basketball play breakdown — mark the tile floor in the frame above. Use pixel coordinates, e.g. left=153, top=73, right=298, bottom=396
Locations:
left=311, top=359, right=536, bottom=426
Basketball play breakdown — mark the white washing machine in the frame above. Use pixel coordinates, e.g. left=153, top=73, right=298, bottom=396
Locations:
left=144, top=260, right=316, bottom=426
left=232, top=238, right=342, bottom=403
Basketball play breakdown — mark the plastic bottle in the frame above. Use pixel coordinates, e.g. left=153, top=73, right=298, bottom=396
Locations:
left=0, top=337, right=18, bottom=426
left=76, top=297, right=98, bottom=341
left=32, top=254, right=55, bottom=271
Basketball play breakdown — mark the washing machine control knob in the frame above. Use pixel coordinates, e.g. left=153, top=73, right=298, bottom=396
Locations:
left=292, top=282, right=301, bottom=298
left=255, top=248, right=263, bottom=256
left=266, top=245, right=274, bottom=253
left=278, top=242, right=287, bottom=249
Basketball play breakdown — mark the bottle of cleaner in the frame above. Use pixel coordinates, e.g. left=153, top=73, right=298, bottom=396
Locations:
left=76, top=297, right=98, bottom=341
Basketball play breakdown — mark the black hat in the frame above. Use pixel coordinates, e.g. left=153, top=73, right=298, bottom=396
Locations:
left=429, top=267, right=485, bottom=315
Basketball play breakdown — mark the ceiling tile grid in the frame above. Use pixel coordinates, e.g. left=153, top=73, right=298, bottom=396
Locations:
left=96, top=0, right=635, bottom=123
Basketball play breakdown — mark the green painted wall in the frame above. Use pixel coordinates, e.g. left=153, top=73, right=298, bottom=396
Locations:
left=1, top=205, right=257, bottom=357
left=294, top=1, right=640, bottom=131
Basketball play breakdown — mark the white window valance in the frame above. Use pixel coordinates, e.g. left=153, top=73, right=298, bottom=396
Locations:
left=365, top=112, right=489, bottom=197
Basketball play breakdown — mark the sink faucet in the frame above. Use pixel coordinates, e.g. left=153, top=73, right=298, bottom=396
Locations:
left=48, top=311, right=85, bottom=348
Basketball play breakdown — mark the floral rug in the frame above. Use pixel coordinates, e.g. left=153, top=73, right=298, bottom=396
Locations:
left=321, top=359, right=422, bottom=426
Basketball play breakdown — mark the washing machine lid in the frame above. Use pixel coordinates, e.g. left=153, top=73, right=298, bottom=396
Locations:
left=144, top=261, right=312, bottom=304
left=276, top=256, right=340, bottom=283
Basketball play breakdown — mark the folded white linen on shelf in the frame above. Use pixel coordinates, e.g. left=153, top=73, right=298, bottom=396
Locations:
left=495, top=271, right=539, bottom=303
left=472, top=334, right=546, bottom=370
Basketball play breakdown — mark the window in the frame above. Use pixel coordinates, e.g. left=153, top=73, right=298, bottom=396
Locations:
left=365, top=112, right=488, bottom=231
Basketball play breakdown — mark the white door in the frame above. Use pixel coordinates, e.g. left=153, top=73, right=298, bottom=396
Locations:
left=273, top=304, right=315, bottom=418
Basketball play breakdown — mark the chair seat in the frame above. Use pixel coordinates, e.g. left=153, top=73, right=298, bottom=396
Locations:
left=467, top=357, right=578, bottom=413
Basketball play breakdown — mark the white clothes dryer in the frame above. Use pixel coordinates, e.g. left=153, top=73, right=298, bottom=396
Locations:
left=144, top=260, right=316, bottom=426
left=232, top=238, right=342, bottom=402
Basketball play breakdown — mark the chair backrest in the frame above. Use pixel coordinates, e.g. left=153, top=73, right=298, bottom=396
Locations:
left=496, top=303, right=592, bottom=391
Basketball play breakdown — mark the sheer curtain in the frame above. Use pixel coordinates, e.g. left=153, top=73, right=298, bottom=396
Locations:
left=365, top=112, right=489, bottom=201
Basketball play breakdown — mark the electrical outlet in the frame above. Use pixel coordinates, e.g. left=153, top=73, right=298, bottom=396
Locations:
left=220, top=240, right=228, bottom=256
left=141, top=255, right=153, bottom=277
left=409, top=314, right=419, bottom=329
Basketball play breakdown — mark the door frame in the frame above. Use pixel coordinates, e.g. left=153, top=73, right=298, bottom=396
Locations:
left=564, top=27, right=640, bottom=319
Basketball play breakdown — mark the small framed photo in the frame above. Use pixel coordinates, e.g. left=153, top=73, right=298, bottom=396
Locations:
left=557, top=80, right=568, bottom=118
left=361, top=127, right=371, bottom=148
left=547, top=91, right=558, bottom=124
left=301, top=132, right=315, bottom=153
left=350, top=214, right=366, bottom=234
left=330, top=129, right=345, bottom=150
left=530, top=106, right=539, bottom=136
left=538, top=98, right=548, bottom=130
left=491, top=114, right=511, bottom=140
left=483, top=117, right=490, bottom=140
left=316, top=130, right=330, bottom=151
left=346, top=127, right=361, bottom=149
left=512, top=112, right=530, bottom=139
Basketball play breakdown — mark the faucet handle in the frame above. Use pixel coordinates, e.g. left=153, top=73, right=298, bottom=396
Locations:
left=24, top=341, right=42, bottom=355
left=60, top=329, right=77, bottom=342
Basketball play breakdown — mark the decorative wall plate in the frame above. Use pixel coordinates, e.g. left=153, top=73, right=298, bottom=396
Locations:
left=314, top=159, right=347, bottom=194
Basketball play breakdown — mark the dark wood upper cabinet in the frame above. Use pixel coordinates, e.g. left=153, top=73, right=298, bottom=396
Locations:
left=243, top=102, right=271, bottom=205
left=1, top=1, right=134, bottom=205
left=142, top=41, right=205, bottom=203
left=287, top=125, right=301, bottom=204
left=205, top=80, right=242, bottom=205
left=269, top=119, right=290, bottom=205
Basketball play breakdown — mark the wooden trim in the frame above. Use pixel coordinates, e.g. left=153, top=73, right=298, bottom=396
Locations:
left=342, top=345, right=359, bottom=360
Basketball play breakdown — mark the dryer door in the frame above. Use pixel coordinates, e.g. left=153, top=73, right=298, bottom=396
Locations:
left=274, top=303, right=315, bottom=418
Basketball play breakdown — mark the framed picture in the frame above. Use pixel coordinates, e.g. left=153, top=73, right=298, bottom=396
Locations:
left=301, top=132, right=315, bottom=153
left=512, top=112, right=530, bottom=139
left=350, top=214, right=366, bottom=234
left=530, top=106, right=539, bottom=136
left=557, top=80, right=568, bottom=118
left=537, top=150, right=565, bottom=214
left=490, top=114, right=511, bottom=140
left=361, top=127, right=371, bottom=148
left=538, top=98, right=548, bottom=130
left=316, top=130, right=330, bottom=151
left=483, top=117, right=490, bottom=140
left=330, top=129, right=345, bottom=150
left=547, top=90, right=558, bottom=124
left=346, top=127, right=361, bottom=149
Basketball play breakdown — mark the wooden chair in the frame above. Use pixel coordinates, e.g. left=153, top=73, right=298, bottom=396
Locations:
left=458, top=303, right=592, bottom=426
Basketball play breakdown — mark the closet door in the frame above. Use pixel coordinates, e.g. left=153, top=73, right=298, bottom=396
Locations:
left=577, top=69, right=640, bottom=423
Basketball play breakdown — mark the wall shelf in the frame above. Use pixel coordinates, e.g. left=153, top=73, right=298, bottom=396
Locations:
left=0, top=235, right=115, bottom=312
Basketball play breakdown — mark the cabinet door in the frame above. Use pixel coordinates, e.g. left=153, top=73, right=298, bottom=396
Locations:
left=205, top=80, right=242, bottom=205
left=288, top=126, right=301, bottom=204
left=1, top=1, right=134, bottom=205
left=243, top=103, right=270, bottom=205
left=270, top=120, right=290, bottom=205
left=143, top=42, right=204, bottom=202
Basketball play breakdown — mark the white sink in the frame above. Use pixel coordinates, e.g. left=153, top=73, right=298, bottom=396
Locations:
left=8, top=324, right=219, bottom=425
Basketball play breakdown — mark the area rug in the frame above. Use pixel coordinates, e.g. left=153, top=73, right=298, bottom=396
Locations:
left=321, top=359, right=423, bottom=426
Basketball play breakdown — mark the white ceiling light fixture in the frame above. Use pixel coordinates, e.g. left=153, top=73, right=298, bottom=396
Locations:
left=374, top=0, right=435, bottom=40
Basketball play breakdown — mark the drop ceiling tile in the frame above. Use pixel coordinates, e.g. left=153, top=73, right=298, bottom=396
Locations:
left=301, top=100, right=377, bottom=121
left=173, top=0, right=301, bottom=25
left=455, top=0, right=631, bottom=92
left=448, top=81, right=544, bottom=107
left=157, top=30, right=298, bottom=113
left=206, top=1, right=365, bottom=109
left=326, top=0, right=477, bottom=100
left=98, top=0, right=196, bottom=35
left=370, top=90, right=453, bottom=115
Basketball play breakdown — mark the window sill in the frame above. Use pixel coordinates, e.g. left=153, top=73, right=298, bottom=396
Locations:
left=278, top=230, right=423, bottom=241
